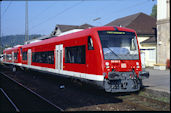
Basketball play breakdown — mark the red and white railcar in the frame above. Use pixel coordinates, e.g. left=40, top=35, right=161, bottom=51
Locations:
left=2, top=26, right=149, bottom=92
left=19, top=26, right=149, bottom=93
left=3, top=45, right=22, bottom=66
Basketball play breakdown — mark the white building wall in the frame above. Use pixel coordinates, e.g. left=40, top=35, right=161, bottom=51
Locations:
left=140, top=45, right=157, bottom=67
left=157, top=0, right=168, bottom=20
left=157, top=0, right=170, bottom=65
left=137, top=36, right=149, bottom=48
left=137, top=36, right=156, bottom=67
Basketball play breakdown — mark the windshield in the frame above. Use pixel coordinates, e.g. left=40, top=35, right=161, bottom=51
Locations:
left=98, top=31, right=139, bottom=60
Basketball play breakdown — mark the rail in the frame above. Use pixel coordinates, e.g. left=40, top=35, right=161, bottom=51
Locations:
left=0, top=72, right=64, bottom=111
left=0, top=88, right=20, bottom=112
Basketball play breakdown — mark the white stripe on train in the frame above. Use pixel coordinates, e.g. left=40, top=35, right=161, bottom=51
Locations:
left=3, top=62, right=104, bottom=81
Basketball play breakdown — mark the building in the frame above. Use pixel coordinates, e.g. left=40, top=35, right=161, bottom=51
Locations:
left=140, top=36, right=157, bottom=67
left=105, top=12, right=157, bottom=67
left=51, top=24, right=94, bottom=36
left=157, top=0, right=170, bottom=66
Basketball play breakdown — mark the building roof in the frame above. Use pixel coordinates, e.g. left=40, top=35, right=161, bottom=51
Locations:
left=80, top=24, right=94, bottom=28
left=105, top=12, right=156, bottom=35
left=56, top=24, right=94, bottom=32
left=56, top=24, right=80, bottom=32
left=140, top=36, right=157, bottom=44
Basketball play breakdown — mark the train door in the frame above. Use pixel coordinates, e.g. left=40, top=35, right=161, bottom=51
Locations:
left=12, top=51, right=14, bottom=63
left=28, top=49, right=32, bottom=66
left=55, top=44, right=63, bottom=73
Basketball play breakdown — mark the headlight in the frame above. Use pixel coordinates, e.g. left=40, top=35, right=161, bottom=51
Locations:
left=105, top=62, right=109, bottom=66
left=106, top=65, right=110, bottom=68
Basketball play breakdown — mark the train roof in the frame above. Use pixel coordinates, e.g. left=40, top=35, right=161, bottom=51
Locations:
left=3, top=45, right=23, bottom=53
left=21, top=26, right=136, bottom=49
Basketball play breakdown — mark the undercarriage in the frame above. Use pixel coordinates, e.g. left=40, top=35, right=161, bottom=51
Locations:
left=104, top=71, right=143, bottom=93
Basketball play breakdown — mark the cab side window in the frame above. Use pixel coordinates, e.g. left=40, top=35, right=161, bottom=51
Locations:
left=88, top=36, right=94, bottom=50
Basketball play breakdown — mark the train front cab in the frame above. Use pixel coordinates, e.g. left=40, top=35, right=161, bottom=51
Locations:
left=95, top=27, right=149, bottom=93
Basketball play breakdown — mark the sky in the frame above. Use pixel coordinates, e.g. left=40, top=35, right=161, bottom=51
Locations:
left=1, top=0, right=157, bottom=36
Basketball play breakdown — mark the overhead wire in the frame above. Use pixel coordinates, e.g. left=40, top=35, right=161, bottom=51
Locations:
left=1, top=1, right=12, bottom=48
left=29, top=1, right=57, bottom=23
left=29, top=0, right=84, bottom=32
left=30, top=0, right=152, bottom=34
left=2, top=1, right=12, bottom=16
left=109, top=0, right=151, bottom=18
left=93, top=0, right=149, bottom=24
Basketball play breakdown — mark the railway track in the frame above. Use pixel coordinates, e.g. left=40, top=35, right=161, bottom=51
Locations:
left=0, top=64, right=169, bottom=111
left=0, top=72, right=64, bottom=112
left=0, top=88, right=20, bottom=112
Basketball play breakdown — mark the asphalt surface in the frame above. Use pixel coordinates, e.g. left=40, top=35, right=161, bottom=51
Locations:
left=0, top=64, right=170, bottom=111
left=0, top=89, right=17, bottom=112
left=142, top=68, right=170, bottom=93
left=0, top=73, right=62, bottom=112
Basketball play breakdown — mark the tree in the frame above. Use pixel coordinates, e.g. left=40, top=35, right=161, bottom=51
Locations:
left=150, top=4, right=157, bottom=19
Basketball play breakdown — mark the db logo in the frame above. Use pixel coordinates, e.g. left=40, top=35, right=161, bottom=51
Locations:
left=121, top=63, right=127, bottom=68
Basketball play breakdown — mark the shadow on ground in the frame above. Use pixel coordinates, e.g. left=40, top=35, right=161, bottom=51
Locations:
left=0, top=64, right=135, bottom=110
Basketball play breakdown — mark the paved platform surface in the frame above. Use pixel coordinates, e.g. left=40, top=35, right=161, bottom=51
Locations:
left=142, top=68, right=170, bottom=94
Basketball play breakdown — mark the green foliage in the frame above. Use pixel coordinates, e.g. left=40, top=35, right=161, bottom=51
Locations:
left=139, top=91, right=170, bottom=103
left=0, top=34, right=42, bottom=53
left=150, top=4, right=157, bottom=19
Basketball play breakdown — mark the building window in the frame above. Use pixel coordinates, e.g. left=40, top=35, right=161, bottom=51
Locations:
left=22, top=52, right=27, bottom=61
left=32, top=51, right=54, bottom=64
left=65, top=45, right=85, bottom=64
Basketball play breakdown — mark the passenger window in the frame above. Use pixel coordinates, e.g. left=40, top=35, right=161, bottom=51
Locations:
left=22, top=52, right=27, bottom=60
left=65, top=45, right=85, bottom=64
left=14, top=52, right=18, bottom=60
left=32, top=51, right=54, bottom=64
left=88, top=36, right=94, bottom=50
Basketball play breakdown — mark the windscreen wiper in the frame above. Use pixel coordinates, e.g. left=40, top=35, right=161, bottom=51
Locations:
left=106, top=45, right=122, bottom=60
